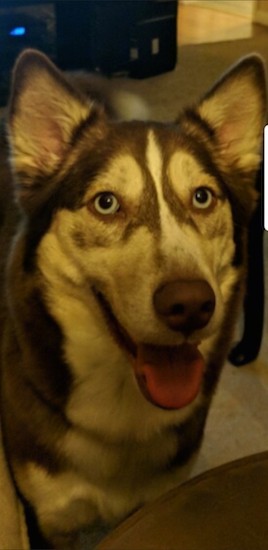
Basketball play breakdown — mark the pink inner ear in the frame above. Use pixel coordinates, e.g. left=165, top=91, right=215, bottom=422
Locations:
left=218, top=99, right=250, bottom=151
left=219, top=92, right=257, bottom=144
left=31, top=119, right=66, bottom=168
left=218, top=121, right=241, bottom=148
left=42, top=122, right=65, bottom=157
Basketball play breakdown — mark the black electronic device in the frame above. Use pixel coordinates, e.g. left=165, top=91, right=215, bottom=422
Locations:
left=0, top=1, right=178, bottom=105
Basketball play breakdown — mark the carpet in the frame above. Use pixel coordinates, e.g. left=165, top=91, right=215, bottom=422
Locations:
left=118, top=24, right=268, bottom=122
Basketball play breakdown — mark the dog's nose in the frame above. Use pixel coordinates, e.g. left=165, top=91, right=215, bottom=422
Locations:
left=153, top=279, right=215, bottom=335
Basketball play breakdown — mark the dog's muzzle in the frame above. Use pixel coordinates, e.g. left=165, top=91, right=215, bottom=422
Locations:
left=93, top=281, right=214, bottom=411
left=132, top=279, right=215, bottom=410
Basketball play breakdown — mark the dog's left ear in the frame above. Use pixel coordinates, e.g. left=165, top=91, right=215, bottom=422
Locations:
left=197, top=54, right=267, bottom=173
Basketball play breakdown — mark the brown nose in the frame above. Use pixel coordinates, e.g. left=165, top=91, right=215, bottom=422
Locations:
left=153, top=279, right=215, bottom=335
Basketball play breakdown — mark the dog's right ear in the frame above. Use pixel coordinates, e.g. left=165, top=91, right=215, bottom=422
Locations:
left=8, top=49, right=102, bottom=184
left=196, top=54, right=267, bottom=174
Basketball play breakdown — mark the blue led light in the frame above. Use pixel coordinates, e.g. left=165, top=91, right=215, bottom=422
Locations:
left=9, top=26, right=26, bottom=37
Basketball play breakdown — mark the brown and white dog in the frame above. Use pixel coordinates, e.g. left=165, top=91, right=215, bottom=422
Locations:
left=0, top=50, right=266, bottom=548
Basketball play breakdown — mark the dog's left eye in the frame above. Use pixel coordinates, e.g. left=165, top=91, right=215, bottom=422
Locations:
left=93, top=193, right=120, bottom=215
left=192, top=187, right=214, bottom=210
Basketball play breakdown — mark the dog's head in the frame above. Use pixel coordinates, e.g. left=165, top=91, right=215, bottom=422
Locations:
left=7, top=50, right=266, bottom=412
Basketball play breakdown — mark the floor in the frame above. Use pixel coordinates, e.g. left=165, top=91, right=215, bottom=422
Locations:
left=178, top=2, right=253, bottom=44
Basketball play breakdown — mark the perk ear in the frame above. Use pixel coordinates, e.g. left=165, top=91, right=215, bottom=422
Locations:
left=8, top=49, right=95, bottom=180
left=197, top=54, right=267, bottom=173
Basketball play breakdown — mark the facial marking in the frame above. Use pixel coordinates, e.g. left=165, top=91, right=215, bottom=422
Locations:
left=84, top=147, right=161, bottom=240
left=168, top=150, right=228, bottom=233
left=146, top=132, right=195, bottom=231
left=84, top=153, right=144, bottom=204
left=168, top=151, right=218, bottom=198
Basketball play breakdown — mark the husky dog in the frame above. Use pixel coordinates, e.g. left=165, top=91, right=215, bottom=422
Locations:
left=0, top=50, right=266, bottom=548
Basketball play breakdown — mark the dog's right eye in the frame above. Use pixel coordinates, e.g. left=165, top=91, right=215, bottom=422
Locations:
left=93, top=193, right=120, bottom=215
left=192, top=187, right=215, bottom=210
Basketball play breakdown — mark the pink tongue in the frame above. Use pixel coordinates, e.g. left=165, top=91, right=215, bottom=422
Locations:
left=135, top=343, right=205, bottom=410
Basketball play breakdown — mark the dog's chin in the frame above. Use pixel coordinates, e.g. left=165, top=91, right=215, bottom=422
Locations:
left=93, top=288, right=206, bottom=411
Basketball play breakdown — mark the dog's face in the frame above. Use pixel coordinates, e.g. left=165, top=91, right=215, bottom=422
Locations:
left=7, top=50, right=266, bottom=413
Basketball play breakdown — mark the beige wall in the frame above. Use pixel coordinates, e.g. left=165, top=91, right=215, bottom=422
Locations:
left=256, top=0, right=268, bottom=12
left=182, top=1, right=255, bottom=18
left=254, top=0, right=268, bottom=25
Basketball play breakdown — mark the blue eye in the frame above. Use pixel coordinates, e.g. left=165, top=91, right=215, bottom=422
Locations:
left=93, top=192, right=120, bottom=215
left=192, top=187, right=214, bottom=209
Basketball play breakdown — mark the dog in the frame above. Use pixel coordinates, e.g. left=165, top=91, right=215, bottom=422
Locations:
left=0, top=49, right=266, bottom=548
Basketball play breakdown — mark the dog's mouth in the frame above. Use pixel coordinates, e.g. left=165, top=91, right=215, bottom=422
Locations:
left=135, top=343, right=205, bottom=410
left=94, top=289, right=205, bottom=410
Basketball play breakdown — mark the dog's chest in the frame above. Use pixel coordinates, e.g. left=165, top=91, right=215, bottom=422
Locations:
left=64, top=423, right=178, bottom=483
left=60, top=419, right=194, bottom=522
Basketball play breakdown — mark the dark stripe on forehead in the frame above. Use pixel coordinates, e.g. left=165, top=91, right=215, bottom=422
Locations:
left=122, top=180, right=160, bottom=240
left=162, top=172, right=200, bottom=231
